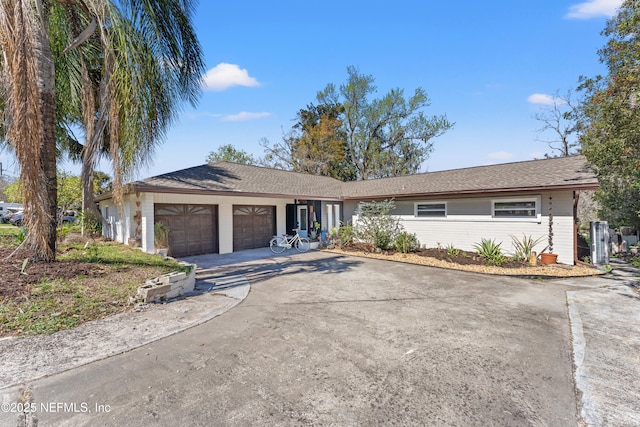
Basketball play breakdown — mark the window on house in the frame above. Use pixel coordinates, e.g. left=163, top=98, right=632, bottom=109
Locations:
left=415, top=202, right=446, bottom=218
left=492, top=199, right=537, bottom=218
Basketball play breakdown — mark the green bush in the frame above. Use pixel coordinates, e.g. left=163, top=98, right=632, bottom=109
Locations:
left=446, top=243, right=460, bottom=257
left=338, top=223, right=356, bottom=247
left=474, top=238, right=505, bottom=266
left=76, top=211, right=103, bottom=236
left=355, top=199, right=402, bottom=251
left=395, top=232, right=420, bottom=254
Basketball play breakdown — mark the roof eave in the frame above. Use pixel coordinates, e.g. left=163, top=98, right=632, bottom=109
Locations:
left=341, top=182, right=600, bottom=201
left=126, top=183, right=344, bottom=202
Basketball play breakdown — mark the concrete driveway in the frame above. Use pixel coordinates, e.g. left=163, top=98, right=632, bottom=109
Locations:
left=0, top=250, right=589, bottom=426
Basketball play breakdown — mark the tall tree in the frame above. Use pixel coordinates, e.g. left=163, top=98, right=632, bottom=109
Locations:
left=54, top=1, right=204, bottom=233
left=207, top=144, right=256, bottom=165
left=579, top=0, right=640, bottom=228
left=534, top=91, right=582, bottom=157
left=317, top=66, right=453, bottom=180
left=0, top=1, right=58, bottom=261
left=0, top=0, right=204, bottom=258
left=261, top=103, right=357, bottom=181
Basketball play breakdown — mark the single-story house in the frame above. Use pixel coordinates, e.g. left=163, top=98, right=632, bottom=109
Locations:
left=97, top=155, right=598, bottom=265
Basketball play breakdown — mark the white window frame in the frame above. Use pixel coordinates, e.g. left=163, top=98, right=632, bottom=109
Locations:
left=491, top=196, right=541, bottom=222
left=414, top=201, right=447, bottom=218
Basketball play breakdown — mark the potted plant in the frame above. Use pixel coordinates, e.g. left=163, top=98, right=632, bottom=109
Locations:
left=309, top=221, right=321, bottom=249
left=540, top=195, right=558, bottom=264
left=154, top=222, right=170, bottom=257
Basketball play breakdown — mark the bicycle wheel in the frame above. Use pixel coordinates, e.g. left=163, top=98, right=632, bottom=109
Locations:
left=269, top=236, right=287, bottom=254
left=296, top=237, right=310, bottom=252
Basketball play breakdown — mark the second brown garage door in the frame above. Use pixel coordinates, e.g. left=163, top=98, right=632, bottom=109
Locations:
left=154, top=204, right=218, bottom=257
left=233, top=205, right=276, bottom=251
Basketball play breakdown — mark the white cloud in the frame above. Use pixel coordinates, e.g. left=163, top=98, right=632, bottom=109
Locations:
left=487, top=151, right=514, bottom=161
left=220, top=112, right=271, bottom=122
left=202, top=63, right=260, bottom=91
left=527, top=93, right=567, bottom=106
left=566, top=0, right=622, bottom=19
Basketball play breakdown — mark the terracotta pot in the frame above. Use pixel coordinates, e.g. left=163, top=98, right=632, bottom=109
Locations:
left=540, top=252, right=558, bottom=265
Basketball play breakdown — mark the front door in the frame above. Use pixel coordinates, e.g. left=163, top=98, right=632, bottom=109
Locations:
left=297, top=205, right=308, bottom=237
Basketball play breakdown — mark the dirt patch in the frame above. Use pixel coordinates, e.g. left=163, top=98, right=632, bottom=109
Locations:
left=328, top=244, right=604, bottom=278
left=0, top=247, right=104, bottom=299
left=0, top=235, right=180, bottom=337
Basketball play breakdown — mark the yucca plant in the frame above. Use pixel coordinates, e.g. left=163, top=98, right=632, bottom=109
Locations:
left=511, top=234, right=545, bottom=262
left=446, top=243, right=460, bottom=257
left=474, top=238, right=505, bottom=266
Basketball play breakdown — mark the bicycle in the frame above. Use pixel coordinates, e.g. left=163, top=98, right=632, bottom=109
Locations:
left=269, top=229, right=310, bottom=253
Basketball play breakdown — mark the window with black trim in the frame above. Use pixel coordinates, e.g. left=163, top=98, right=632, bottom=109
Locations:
left=492, top=200, right=537, bottom=218
left=415, top=202, right=446, bottom=218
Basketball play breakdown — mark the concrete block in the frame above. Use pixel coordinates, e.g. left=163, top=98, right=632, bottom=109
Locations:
left=138, top=283, right=172, bottom=303
left=137, top=262, right=196, bottom=303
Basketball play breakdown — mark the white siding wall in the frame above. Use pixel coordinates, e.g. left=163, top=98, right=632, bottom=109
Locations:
left=352, top=191, right=576, bottom=265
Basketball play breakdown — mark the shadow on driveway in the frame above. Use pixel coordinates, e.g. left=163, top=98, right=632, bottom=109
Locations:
left=183, top=249, right=363, bottom=289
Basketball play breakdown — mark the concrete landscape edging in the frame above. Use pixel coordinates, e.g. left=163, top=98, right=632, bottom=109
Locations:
left=137, top=262, right=196, bottom=303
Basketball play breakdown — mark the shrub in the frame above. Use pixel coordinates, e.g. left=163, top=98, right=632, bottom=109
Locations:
left=355, top=200, right=402, bottom=251
left=510, top=234, right=545, bottom=261
left=395, top=231, right=420, bottom=254
left=446, top=243, right=460, bottom=257
left=74, top=211, right=103, bottom=236
left=474, top=238, right=505, bottom=266
left=338, top=223, right=356, bottom=247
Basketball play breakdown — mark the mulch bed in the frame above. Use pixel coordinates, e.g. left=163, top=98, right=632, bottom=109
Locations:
left=338, top=244, right=527, bottom=267
left=328, top=244, right=604, bottom=278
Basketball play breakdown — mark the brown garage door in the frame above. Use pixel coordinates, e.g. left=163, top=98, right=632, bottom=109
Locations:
left=233, top=205, right=276, bottom=251
left=154, top=204, right=218, bottom=257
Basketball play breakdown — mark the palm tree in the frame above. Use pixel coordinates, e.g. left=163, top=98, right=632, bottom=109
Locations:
left=0, top=0, right=204, bottom=260
left=0, top=1, right=58, bottom=261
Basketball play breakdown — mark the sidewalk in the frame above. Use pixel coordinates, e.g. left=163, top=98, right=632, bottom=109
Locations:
left=561, top=259, right=640, bottom=426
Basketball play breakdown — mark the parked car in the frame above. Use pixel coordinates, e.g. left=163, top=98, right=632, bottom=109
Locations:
left=58, top=210, right=77, bottom=223
left=9, top=211, right=24, bottom=227
left=1, top=208, right=21, bottom=224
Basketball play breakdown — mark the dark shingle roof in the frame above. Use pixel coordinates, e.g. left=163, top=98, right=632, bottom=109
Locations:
left=134, top=162, right=344, bottom=200
left=130, top=156, right=598, bottom=200
left=341, top=155, right=598, bottom=199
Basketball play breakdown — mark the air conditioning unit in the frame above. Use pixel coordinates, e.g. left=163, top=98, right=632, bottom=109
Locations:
left=590, top=221, right=610, bottom=266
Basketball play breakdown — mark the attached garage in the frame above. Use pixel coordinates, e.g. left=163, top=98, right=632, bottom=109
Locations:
left=233, top=205, right=276, bottom=251
left=154, top=204, right=218, bottom=257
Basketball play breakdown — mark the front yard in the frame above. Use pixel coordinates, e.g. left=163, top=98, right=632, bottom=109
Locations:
left=0, top=225, right=187, bottom=337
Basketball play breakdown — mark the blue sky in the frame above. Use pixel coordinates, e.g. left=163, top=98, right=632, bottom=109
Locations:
left=0, top=0, right=624, bottom=179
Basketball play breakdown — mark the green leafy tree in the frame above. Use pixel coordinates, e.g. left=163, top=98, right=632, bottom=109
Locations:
left=93, top=171, right=112, bottom=196
left=207, top=144, right=256, bottom=165
left=57, top=171, right=82, bottom=213
left=579, top=0, right=640, bottom=228
left=261, top=103, right=357, bottom=181
left=317, top=66, right=453, bottom=180
left=3, top=180, right=22, bottom=203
